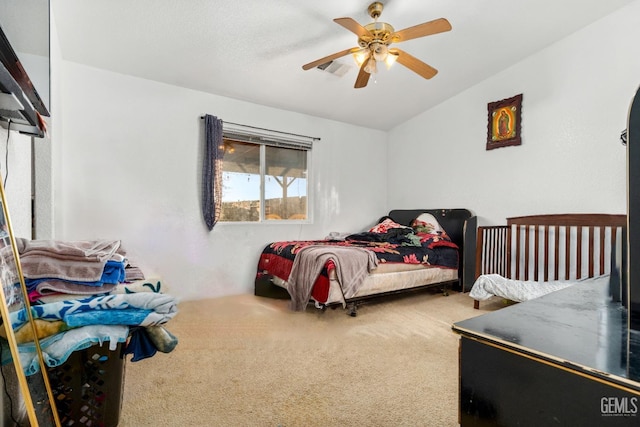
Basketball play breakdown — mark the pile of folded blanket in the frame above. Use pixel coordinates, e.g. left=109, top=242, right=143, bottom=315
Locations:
left=0, top=239, right=178, bottom=375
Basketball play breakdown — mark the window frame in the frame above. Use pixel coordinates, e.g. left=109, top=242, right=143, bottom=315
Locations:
left=218, top=125, right=315, bottom=224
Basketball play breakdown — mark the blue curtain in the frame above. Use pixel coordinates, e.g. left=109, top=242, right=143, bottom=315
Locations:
left=203, top=115, right=223, bottom=230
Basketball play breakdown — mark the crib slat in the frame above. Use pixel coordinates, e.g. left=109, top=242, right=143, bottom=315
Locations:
left=524, top=226, right=531, bottom=280
left=506, top=226, right=512, bottom=279
left=543, top=226, right=550, bottom=282
left=498, top=227, right=506, bottom=275
left=565, top=226, right=571, bottom=280
left=553, top=226, right=560, bottom=281
left=515, top=226, right=521, bottom=279
left=610, top=227, right=617, bottom=276
left=576, top=227, right=583, bottom=280
left=490, top=229, right=499, bottom=272
left=598, top=226, right=605, bottom=276
left=533, top=225, right=540, bottom=281
left=588, top=227, right=595, bottom=277
left=475, top=228, right=484, bottom=279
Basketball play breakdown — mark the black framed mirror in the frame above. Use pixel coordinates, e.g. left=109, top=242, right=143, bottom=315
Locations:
left=0, top=2, right=57, bottom=423
left=0, top=175, right=59, bottom=425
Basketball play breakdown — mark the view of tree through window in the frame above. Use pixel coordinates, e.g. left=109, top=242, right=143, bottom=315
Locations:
left=220, top=138, right=308, bottom=222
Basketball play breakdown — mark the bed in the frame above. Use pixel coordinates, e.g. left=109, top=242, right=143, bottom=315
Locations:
left=470, top=213, right=626, bottom=309
left=255, top=209, right=477, bottom=315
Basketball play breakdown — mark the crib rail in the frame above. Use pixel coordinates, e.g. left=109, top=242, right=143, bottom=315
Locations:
left=474, top=214, right=626, bottom=308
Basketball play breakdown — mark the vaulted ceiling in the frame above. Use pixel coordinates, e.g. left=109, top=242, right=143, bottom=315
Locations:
left=45, top=0, right=637, bottom=130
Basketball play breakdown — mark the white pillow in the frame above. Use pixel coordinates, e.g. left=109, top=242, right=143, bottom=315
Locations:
left=414, top=213, right=443, bottom=232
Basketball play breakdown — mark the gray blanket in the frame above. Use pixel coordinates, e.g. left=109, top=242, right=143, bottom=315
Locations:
left=287, top=245, right=378, bottom=311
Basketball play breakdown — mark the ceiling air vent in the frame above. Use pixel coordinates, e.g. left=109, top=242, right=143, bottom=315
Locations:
left=316, top=60, right=350, bottom=77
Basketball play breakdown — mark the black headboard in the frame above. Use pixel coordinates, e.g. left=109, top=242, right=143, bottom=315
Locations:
left=387, top=209, right=477, bottom=292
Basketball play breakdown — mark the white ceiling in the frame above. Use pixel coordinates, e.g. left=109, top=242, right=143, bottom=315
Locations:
left=45, top=0, right=635, bottom=130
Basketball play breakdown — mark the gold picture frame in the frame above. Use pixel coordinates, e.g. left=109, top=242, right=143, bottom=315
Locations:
left=486, top=94, right=522, bottom=150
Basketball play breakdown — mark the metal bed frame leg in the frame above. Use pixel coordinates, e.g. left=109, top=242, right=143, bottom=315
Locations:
left=347, top=302, right=359, bottom=317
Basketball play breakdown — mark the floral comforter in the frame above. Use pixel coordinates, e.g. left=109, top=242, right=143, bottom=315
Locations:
left=256, top=227, right=459, bottom=304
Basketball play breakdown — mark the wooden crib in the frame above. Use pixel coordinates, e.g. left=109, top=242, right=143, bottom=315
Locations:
left=473, top=213, right=626, bottom=309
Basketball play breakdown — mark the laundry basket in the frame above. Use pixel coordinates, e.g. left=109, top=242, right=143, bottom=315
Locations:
left=47, top=342, right=126, bottom=427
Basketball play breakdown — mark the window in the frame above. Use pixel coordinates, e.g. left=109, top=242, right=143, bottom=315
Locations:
left=219, top=126, right=313, bottom=222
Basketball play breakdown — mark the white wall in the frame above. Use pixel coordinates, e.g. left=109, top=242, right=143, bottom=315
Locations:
left=49, top=2, right=640, bottom=301
left=388, top=1, right=640, bottom=226
left=52, top=62, right=388, bottom=301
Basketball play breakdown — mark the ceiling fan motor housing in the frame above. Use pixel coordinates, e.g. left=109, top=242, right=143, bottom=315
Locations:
left=358, top=22, right=395, bottom=48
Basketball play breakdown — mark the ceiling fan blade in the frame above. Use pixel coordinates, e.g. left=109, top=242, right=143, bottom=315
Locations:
left=392, top=48, right=438, bottom=79
left=334, top=17, right=371, bottom=39
left=354, top=61, right=370, bottom=89
left=391, top=18, right=452, bottom=43
left=302, top=47, right=361, bottom=70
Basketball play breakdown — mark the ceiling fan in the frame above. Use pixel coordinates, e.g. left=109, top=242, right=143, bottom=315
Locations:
left=302, top=2, right=452, bottom=88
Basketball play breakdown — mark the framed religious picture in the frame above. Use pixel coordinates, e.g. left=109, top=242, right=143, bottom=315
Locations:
left=486, top=93, right=522, bottom=150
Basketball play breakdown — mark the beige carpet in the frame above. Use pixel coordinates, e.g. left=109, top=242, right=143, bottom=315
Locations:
left=118, top=290, right=504, bottom=427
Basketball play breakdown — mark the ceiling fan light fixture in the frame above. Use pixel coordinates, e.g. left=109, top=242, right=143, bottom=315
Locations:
left=385, top=50, right=399, bottom=69
left=352, top=50, right=369, bottom=67
left=364, top=56, right=377, bottom=74
left=372, top=42, right=388, bottom=62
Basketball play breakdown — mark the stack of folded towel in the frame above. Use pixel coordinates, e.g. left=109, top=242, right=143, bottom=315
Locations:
left=13, top=238, right=127, bottom=299
left=0, top=238, right=179, bottom=375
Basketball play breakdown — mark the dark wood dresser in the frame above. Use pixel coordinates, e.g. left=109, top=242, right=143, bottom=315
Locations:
left=452, top=279, right=640, bottom=426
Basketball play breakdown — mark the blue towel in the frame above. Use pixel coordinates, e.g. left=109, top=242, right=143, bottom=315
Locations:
left=11, top=293, right=178, bottom=330
left=125, top=328, right=158, bottom=362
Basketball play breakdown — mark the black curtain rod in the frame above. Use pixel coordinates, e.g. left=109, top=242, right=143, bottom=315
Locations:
left=200, top=116, right=320, bottom=141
